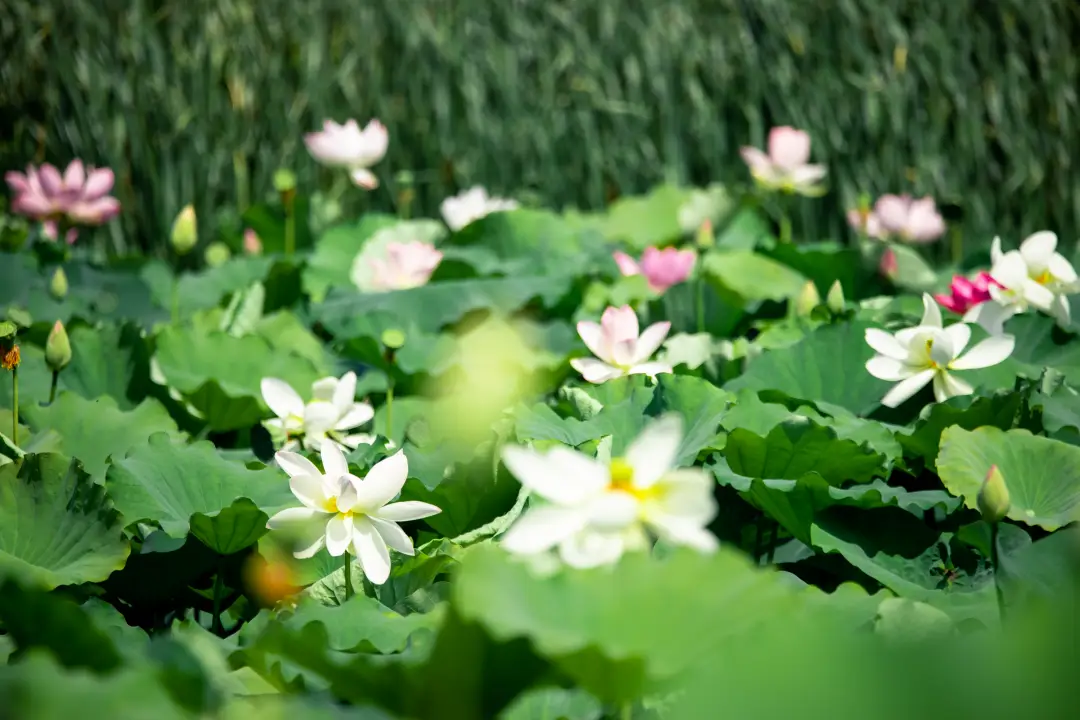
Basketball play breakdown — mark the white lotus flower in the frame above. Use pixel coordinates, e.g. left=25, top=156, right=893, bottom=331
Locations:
left=267, top=441, right=440, bottom=584
left=499, top=415, right=718, bottom=569
left=987, top=231, right=1079, bottom=325
left=304, top=119, right=389, bottom=189
left=440, top=186, right=519, bottom=231
left=865, top=294, right=1015, bottom=408
left=570, top=305, right=672, bottom=384
left=261, top=371, right=375, bottom=452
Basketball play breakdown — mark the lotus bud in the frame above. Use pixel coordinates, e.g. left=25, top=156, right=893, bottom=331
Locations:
left=826, top=280, right=846, bottom=313
left=879, top=247, right=899, bottom=281
left=170, top=204, right=198, bottom=255
left=205, top=242, right=231, bottom=268
left=795, top=280, right=821, bottom=316
left=49, top=267, right=69, bottom=300
left=243, top=228, right=262, bottom=255
left=45, top=320, right=71, bottom=372
left=978, top=465, right=1010, bottom=524
left=696, top=219, right=715, bottom=249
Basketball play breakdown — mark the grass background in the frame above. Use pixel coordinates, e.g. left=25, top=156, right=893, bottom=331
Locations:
left=1, top=0, right=1078, bottom=256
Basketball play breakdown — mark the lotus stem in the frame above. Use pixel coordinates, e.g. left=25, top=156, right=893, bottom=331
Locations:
left=11, top=366, right=17, bottom=445
left=284, top=201, right=296, bottom=257
left=990, top=521, right=1007, bottom=625
left=779, top=214, right=793, bottom=244
left=48, top=370, right=58, bottom=405
left=344, top=554, right=354, bottom=601
left=385, top=381, right=394, bottom=442
left=696, top=276, right=706, bottom=334
left=211, top=571, right=224, bottom=634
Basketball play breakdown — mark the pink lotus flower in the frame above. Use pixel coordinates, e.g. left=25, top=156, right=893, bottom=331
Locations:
left=243, top=228, right=263, bottom=255
left=879, top=247, right=899, bottom=281
left=872, top=194, right=946, bottom=244
left=613, top=246, right=697, bottom=294
left=5, top=160, right=120, bottom=228
left=570, top=305, right=672, bottom=384
left=368, top=241, right=443, bottom=291
left=739, top=126, right=827, bottom=195
left=304, top=119, right=388, bottom=189
left=934, top=272, right=998, bottom=315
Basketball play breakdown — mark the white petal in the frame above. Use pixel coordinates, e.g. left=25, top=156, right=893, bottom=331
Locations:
left=261, top=378, right=305, bottom=419
left=950, top=335, right=1015, bottom=370
left=1020, top=231, right=1058, bottom=269
left=990, top=236, right=1004, bottom=265
left=631, top=322, right=671, bottom=364
left=290, top=473, right=332, bottom=511
left=991, top=252, right=1029, bottom=290
left=334, top=475, right=360, bottom=513
left=963, top=301, right=1017, bottom=336
left=1021, top=279, right=1056, bottom=311
left=266, top=505, right=321, bottom=530
left=500, top=445, right=609, bottom=505
left=275, top=450, right=320, bottom=479
left=332, top=371, right=358, bottom=410
left=1051, top=294, right=1072, bottom=326
left=1049, top=254, right=1078, bottom=284
left=353, top=450, right=409, bottom=511
left=627, top=361, right=673, bottom=379
left=350, top=168, right=379, bottom=189
left=576, top=321, right=610, bottom=363
left=502, top=506, right=589, bottom=555
left=294, top=534, right=326, bottom=559
left=375, top=501, right=442, bottom=522
left=919, top=293, right=943, bottom=328
left=864, top=328, right=907, bottom=360
left=584, top=491, right=640, bottom=530
left=310, top=377, right=338, bottom=402
left=647, top=514, right=719, bottom=552
left=942, top=323, right=971, bottom=357
left=325, top=514, right=354, bottom=556
left=304, top=401, right=339, bottom=435
left=339, top=432, right=377, bottom=449
left=933, top=371, right=974, bottom=403
left=558, top=530, right=627, bottom=569
left=625, top=415, right=682, bottom=489
left=320, top=439, right=349, bottom=480
left=927, top=330, right=955, bottom=368
left=335, top=402, right=375, bottom=431
left=865, top=356, right=914, bottom=381
left=368, top=516, right=415, bottom=555
left=651, top=469, right=717, bottom=524
left=881, top=369, right=935, bottom=408
left=351, top=516, right=392, bottom=584
left=570, top=357, right=625, bottom=384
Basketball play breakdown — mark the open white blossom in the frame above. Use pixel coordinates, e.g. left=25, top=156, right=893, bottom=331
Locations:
left=865, top=294, right=1015, bottom=408
left=440, top=186, right=519, bottom=231
left=499, top=415, right=718, bottom=569
left=261, top=371, right=375, bottom=452
left=986, top=232, right=1079, bottom=326
left=266, top=441, right=440, bottom=584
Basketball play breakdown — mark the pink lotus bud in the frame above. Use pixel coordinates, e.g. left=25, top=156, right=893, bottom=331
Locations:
left=243, top=228, right=263, bottom=255
left=879, top=248, right=899, bottom=280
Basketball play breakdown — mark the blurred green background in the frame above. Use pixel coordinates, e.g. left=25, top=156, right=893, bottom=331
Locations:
left=2, top=0, right=1078, bottom=255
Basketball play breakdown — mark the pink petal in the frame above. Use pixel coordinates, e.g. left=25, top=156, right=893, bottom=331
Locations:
left=37, top=164, right=64, bottom=196
left=68, top=196, right=121, bottom=225
left=739, top=146, right=772, bottom=176
left=613, top=251, right=641, bottom=277
left=599, top=305, right=639, bottom=346
left=63, top=160, right=86, bottom=190
left=767, top=127, right=811, bottom=170
left=81, top=167, right=115, bottom=200
left=873, top=194, right=911, bottom=235
left=4, top=170, right=29, bottom=194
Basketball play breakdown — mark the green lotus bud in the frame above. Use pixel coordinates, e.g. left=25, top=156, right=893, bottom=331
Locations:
left=45, top=320, right=71, bottom=371
left=695, top=219, right=715, bottom=249
left=794, top=280, right=821, bottom=317
left=171, top=204, right=198, bottom=255
left=381, top=328, right=406, bottom=350
left=978, top=465, right=1010, bottom=523
left=826, top=280, right=846, bottom=313
left=49, top=267, right=69, bottom=300
left=204, top=242, right=232, bottom=268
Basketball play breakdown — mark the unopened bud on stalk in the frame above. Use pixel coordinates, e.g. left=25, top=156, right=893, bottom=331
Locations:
left=45, top=320, right=71, bottom=372
left=49, top=267, right=68, bottom=300
left=879, top=247, right=899, bottom=281
left=171, top=204, right=198, bottom=255
left=826, top=280, right=846, bottom=313
left=696, top=219, right=715, bottom=249
left=205, top=242, right=231, bottom=268
left=978, top=465, right=1010, bottom=524
left=243, top=228, right=262, bottom=255
left=795, top=280, right=821, bottom=317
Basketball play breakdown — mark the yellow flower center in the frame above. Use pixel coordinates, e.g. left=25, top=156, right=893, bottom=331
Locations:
left=607, top=458, right=660, bottom=501
left=1034, top=270, right=1052, bottom=285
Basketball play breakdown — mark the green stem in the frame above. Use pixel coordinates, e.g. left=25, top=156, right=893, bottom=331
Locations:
left=48, top=370, right=58, bottom=405
left=764, top=521, right=779, bottom=565
left=779, top=214, right=793, bottom=244
left=233, top=151, right=250, bottom=212
left=211, top=571, right=223, bottom=634
left=950, top=227, right=963, bottom=268
left=695, top=276, right=706, bottom=334
left=990, top=521, right=1007, bottom=625
left=343, top=554, right=354, bottom=601
left=11, top=366, right=17, bottom=445
left=752, top=514, right=765, bottom=564
left=385, top=382, right=394, bottom=443
left=284, top=202, right=296, bottom=257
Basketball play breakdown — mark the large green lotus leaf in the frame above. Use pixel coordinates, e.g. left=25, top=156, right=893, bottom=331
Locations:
left=23, top=393, right=180, bottom=482
left=12, top=260, right=166, bottom=327
left=152, top=326, right=322, bottom=430
left=703, top=250, right=806, bottom=303
left=498, top=688, right=602, bottom=720
left=766, top=242, right=869, bottom=302
left=0, top=652, right=187, bottom=720
left=998, top=527, right=1080, bottom=614
left=452, top=544, right=874, bottom=705
left=254, top=311, right=334, bottom=375
left=105, top=433, right=294, bottom=538
left=512, top=387, right=655, bottom=455
left=899, top=392, right=1021, bottom=466
left=311, top=274, right=575, bottom=341
left=279, top=596, right=443, bottom=653
left=61, top=323, right=151, bottom=409
left=449, top=209, right=606, bottom=275
left=1007, top=314, right=1080, bottom=383
left=651, top=374, right=732, bottom=464
left=1034, top=390, right=1080, bottom=444
left=723, top=420, right=885, bottom=485
left=937, top=426, right=1080, bottom=531
left=725, top=320, right=892, bottom=416
left=712, top=205, right=772, bottom=251
left=0, top=453, right=130, bottom=589
left=189, top=497, right=271, bottom=555
left=175, top=256, right=276, bottom=317
left=303, top=214, right=399, bottom=302
left=0, top=577, right=123, bottom=671
left=80, top=598, right=150, bottom=660
left=600, top=183, right=692, bottom=250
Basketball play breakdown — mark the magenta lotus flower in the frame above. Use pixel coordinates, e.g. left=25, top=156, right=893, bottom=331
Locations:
left=570, top=305, right=672, bottom=384
left=935, top=272, right=998, bottom=315
left=5, top=160, right=120, bottom=229
left=872, top=194, right=946, bottom=244
left=304, top=119, right=388, bottom=189
left=739, top=126, right=827, bottom=195
left=613, top=246, right=697, bottom=294
left=368, top=241, right=443, bottom=291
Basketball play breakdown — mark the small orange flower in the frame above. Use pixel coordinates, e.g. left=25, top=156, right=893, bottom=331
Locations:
left=1, top=345, right=19, bottom=371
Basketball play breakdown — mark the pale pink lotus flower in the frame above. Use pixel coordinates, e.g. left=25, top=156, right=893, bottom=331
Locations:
left=935, top=272, right=997, bottom=315
left=440, top=186, right=519, bottom=231
left=5, top=160, right=120, bottom=227
left=42, top=220, right=78, bottom=245
left=872, top=194, right=946, bottom=244
left=304, top=119, right=388, bottom=189
left=570, top=305, right=672, bottom=384
left=243, top=228, right=263, bottom=255
left=846, top=207, right=885, bottom=240
left=739, top=126, right=827, bottom=195
left=368, top=241, right=443, bottom=291
left=613, top=246, right=697, bottom=294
